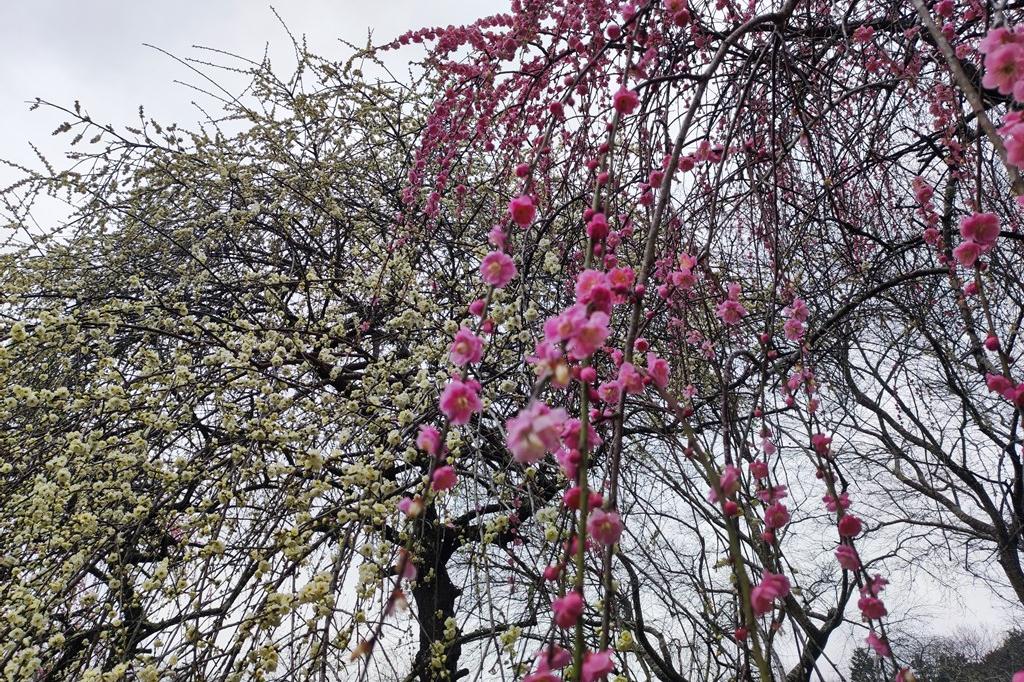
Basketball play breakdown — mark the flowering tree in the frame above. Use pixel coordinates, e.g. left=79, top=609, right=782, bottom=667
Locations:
left=3, top=1, right=1024, bottom=682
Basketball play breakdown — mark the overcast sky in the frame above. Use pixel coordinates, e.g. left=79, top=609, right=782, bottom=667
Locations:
left=0, top=0, right=502, bottom=179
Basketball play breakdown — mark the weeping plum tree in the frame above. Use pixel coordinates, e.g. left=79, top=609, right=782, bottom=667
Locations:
left=2, top=1, right=1024, bottom=682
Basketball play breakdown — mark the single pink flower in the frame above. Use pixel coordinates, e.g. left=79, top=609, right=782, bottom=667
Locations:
left=488, top=225, right=507, bottom=249
left=1012, top=670, right=1024, bottom=682
left=509, top=194, right=537, bottom=227
left=764, top=502, right=790, bottom=530
left=608, top=266, right=635, bottom=293
left=866, top=631, right=892, bottom=657
left=716, top=298, right=747, bottom=325
left=597, top=380, right=622, bottom=404
left=750, top=571, right=791, bottom=616
left=581, top=650, right=615, bottom=682
left=982, top=43, right=1024, bottom=95
left=959, top=212, right=1000, bottom=246
left=618, top=362, right=645, bottom=394
left=506, top=402, right=569, bottom=465
left=397, top=496, right=423, bottom=517
left=552, top=591, right=584, bottom=628
left=587, top=212, right=610, bottom=240
left=563, top=418, right=602, bottom=451
left=613, top=87, right=640, bottom=115
left=449, top=327, right=484, bottom=366
left=544, top=304, right=588, bottom=343
left=431, top=465, right=457, bottom=492
left=954, top=240, right=982, bottom=268
left=838, top=514, right=864, bottom=538
left=534, top=645, right=571, bottom=672
left=709, top=465, right=741, bottom=503
left=749, top=460, right=770, bottom=479
left=835, top=544, right=861, bottom=571
left=672, top=267, right=697, bottom=290
left=575, top=269, right=611, bottom=306
left=439, top=378, right=482, bottom=425
left=645, top=352, right=670, bottom=388
left=858, top=595, right=887, bottom=620
left=416, top=424, right=442, bottom=456
left=587, top=508, right=624, bottom=545
left=566, top=312, right=610, bottom=360
left=811, top=433, right=832, bottom=455
left=480, top=251, right=517, bottom=288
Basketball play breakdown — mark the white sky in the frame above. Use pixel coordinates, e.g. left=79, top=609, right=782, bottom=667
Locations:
left=0, top=0, right=1016, bottom=673
left=0, top=0, right=502, bottom=178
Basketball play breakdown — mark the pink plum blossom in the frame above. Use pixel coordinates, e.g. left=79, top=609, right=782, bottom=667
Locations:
left=618, top=362, right=644, bottom=394
left=866, top=631, right=891, bottom=657
left=750, top=571, right=791, bottom=616
left=439, top=378, right=482, bottom=425
left=581, top=650, right=615, bottom=682
left=551, top=591, right=584, bottom=628
left=838, top=514, right=864, bottom=538
left=646, top=352, right=670, bottom=388
left=431, top=465, right=457, bottom=492
left=566, top=312, right=611, bottom=360
left=449, top=327, right=483, bottom=366
left=416, top=424, right=442, bottom=456
left=764, top=502, right=790, bottom=530
left=597, top=380, right=621, bottom=404
left=587, top=508, right=624, bottom=545
left=613, top=87, right=640, bottom=114
left=480, top=251, right=518, bottom=287
left=506, top=402, right=569, bottom=464
left=509, top=194, right=537, bottom=227
left=835, top=544, right=861, bottom=571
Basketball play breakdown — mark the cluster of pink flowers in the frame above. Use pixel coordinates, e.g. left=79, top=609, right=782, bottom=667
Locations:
left=986, top=373, right=1024, bottom=408
left=858, top=574, right=889, bottom=621
left=663, top=0, right=690, bottom=26
left=781, top=365, right=817, bottom=409
left=716, top=282, right=748, bottom=326
left=952, top=212, right=1001, bottom=268
left=657, top=251, right=700, bottom=301
left=914, top=177, right=943, bottom=247
left=980, top=26, right=1024, bottom=168
left=782, top=297, right=809, bottom=342
left=430, top=208, right=526, bottom=498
